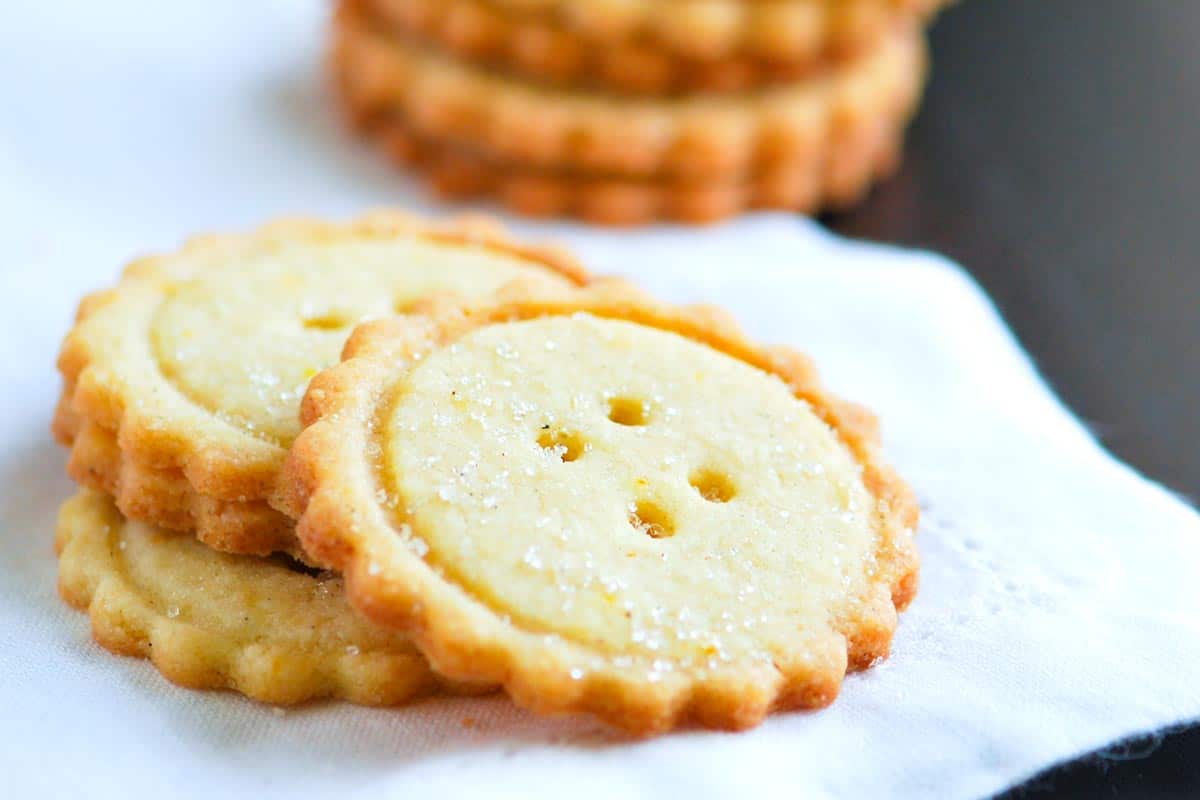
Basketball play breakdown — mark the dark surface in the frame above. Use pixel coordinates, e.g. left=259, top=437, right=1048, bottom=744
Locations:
left=825, top=0, right=1200, bottom=797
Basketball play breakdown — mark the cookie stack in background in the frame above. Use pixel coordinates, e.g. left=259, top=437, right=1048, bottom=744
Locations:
left=334, top=0, right=951, bottom=224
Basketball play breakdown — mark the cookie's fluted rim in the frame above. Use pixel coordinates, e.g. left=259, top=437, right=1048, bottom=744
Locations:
left=56, top=415, right=299, bottom=558
left=366, top=0, right=940, bottom=94
left=357, top=108, right=908, bottom=225
left=385, top=0, right=951, bottom=63
left=273, top=280, right=919, bottom=734
left=335, top=2, right=927, bottom=181
left=53, top=210, right=591, bottom=556
left=56, top=490, right=489, bottom=706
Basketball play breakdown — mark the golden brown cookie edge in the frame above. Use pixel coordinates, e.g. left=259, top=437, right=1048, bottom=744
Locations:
left=333, top=3, right=928, bottom=182
left=274, top=281, right=919, bottom=734
left=363, top=0, right=943, bottom=94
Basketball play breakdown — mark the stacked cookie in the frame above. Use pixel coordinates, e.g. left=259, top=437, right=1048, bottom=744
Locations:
left=52, top=212, right=918, bottom=733
left=335, top=0, right=949, bottom=224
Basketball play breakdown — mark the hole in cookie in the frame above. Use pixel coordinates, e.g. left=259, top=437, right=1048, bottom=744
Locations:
left=537, top=428, right=585, bottom=462
left=393, top=297, right=423, bottom=315
left=689, top=468, right=736, bottom=503
left=302, top=311, right=351, bottom=331
left=628, top=500, right=675, bottom=539
left=607, top=396, right=649, bottom=426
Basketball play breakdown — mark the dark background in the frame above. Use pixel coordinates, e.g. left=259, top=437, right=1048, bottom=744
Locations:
left=826, top=0, right=1200, bottom=796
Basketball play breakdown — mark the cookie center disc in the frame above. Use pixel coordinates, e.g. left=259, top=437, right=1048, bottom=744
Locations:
left=149, top=239, right=571, bottom=446
left=381, top=315, right=879, bottom=666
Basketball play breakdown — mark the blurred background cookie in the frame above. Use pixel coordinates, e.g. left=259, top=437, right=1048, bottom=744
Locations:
left=334, top=0, right=947, bottom=223
left=370, top=119, right=906, bottom=224
left=367, top=0, right=948, bottom=93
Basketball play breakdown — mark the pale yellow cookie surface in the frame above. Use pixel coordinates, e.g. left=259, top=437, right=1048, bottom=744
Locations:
left=150, top=236, right=571, bottom=446
left=56, top=490, right=475, bottom=705
left=280, top=285, right=918, bottom=734
left=385, top=315, right=876, bottom=665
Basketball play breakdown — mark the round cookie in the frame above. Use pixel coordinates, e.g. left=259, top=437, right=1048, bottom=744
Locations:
left=56, top=491, right=483, bottom=706
left=335, top=1, right=927, bottom=182
left=53, top=212, right=588, bottom=556
left=361, top=109, right=907, bottom=225
left=275, top=283, right=919, bottom=734
left=477, top=0, right=949, bottom=62
left=366, top=0, right=945, bottom=94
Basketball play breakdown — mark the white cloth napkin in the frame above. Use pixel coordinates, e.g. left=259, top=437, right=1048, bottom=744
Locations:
left=2, top=2, right=1199, bottom=798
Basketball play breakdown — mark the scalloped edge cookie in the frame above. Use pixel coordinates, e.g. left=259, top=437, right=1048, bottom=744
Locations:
left=53, top=211, right=590, bottom=556
left=56, top=415, right=299, bottom=558
left=335, top=1, right=926, bottom=181
left=356, top=105, right=908, bottom=225
left=476, top=0, right=950, bottom=62
left=56, top=490, right=489, bottom=706
left=367, top=0, right=943, bottom=94
left=273, top=281, right=919, bottom=734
